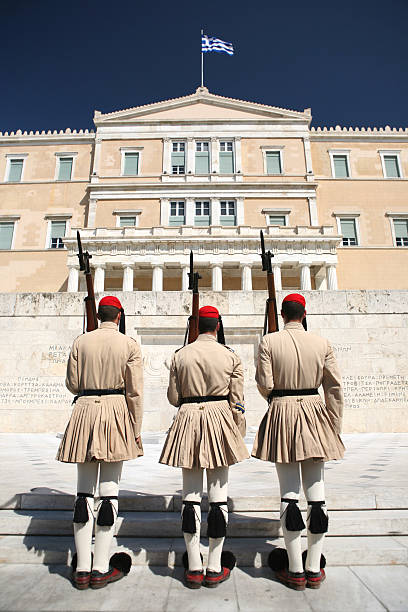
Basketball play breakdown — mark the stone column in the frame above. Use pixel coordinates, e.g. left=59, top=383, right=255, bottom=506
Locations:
left=307, top=196, right=318, bottom=226
left=187, top=138, right=195, bottom=174
left=160, top=198, right=169, bottom=226
left=211, top=198, right=221, bottom=225
left=87, top=197, right=97, bottom=228
left=67, top=265, right=79, bottom=293
left=185, top=198, right=195, bottom=226
left=300, top=264, right=312, bottom=290
left=182, top=266, right=189, bottom=291
left=241, top=264, right=252, bottom=291
left=327, top=265, right=338, bottom=290
left=91, top=136, right=102, bottom=180
left=152, top=265, right=164, bottom=291
left=272, top=264, right=282, bottom=290
left=234, top=137, right=242, bottom=173
left=236, top=197, right=245, bottom=226
left=162, top=138, right=171, bottom=174
left=94, top=264, right=105, bottom=293
left=211, top=137, right=219, bottom=173
left=122, top=264, right=134, bottom=292
left=211, top=264, right=222, bottom=291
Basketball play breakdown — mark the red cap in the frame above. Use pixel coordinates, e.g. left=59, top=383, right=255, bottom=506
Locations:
left=99, top=296, right=123, bottom=310
left=282, top=293, right=306, bottom=308
left=199, top=305, right=220, bottom=319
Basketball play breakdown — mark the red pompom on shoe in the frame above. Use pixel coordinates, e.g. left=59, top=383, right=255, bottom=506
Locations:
left=306, top=568, right=326, bottom=589
left=184, top=569, right=204, bottom=589
left=275, top=568, right=306, bottom=591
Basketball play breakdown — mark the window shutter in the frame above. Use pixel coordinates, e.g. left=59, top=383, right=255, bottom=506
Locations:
left=169, top=215, right=185, bottom=226
left=0, top=223, right=14, bottom=249
left=171, top=152, right=185, bottom=166
left=219, top=152, right=234, bottom=173
left=50, top=221, right=66, bottom=239
left=8, top=160, right=23, bottom=182
left=340, top=219, right=357, bottom=239
left=266, top=152, right=282, bottom=174
left=57, top=157, right=73, bottom=180
left=269, top=215, right=286, bottom=226
left=119, top=216, right=137, bottom=227
left=124, top=153, right=139, bottom=176
left=220, top=215, right=236, bottom=226
left=394, top=220, right=408, bottom=238
left=333, top=155, right=349, bottom=178
left=195, top=152, right=210, bottom=174
left=384, top=156, right=400, bottom=178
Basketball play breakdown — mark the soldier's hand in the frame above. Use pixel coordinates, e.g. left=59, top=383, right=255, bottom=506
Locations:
left=136, top=436, right=140, bottom=444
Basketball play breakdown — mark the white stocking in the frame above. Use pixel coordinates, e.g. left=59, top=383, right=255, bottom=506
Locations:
left=93, top=461, right=123, bottom=573
left=301, top=459, right=326, bottom=573
left=182, top=467, right=203, bottom=571
left=207, top=466, right=229, bottom=573
left=74, top=462, right=98, bottom=572
left=275, top=462, right=303, bottom=573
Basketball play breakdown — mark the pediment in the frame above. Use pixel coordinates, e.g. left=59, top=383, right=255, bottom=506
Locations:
left=94, top=88, right=311, bottom=125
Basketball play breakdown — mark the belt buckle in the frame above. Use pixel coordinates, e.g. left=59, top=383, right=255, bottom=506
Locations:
left=199, top=404, right=204, bottom=411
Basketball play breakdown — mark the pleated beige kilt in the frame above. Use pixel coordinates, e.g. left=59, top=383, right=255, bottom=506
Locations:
left=159, top=400, right=249, bottom=469
left=251, top=395, right=345, bottom=464
left=56, top=395, right=143, bottom=463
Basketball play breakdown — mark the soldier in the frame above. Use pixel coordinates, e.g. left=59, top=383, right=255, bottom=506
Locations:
left=160, top=305, right=249, bottom=589
left=57, top=296, right=143, bottom=590
left=252, top=293, right=345, bottom=591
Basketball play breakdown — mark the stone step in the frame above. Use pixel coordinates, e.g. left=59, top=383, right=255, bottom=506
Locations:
left=0, top=535, right=407, bottom=567
left=7, top=489, right=408, bottom=511
left=1, top=509, right=407, bottom=538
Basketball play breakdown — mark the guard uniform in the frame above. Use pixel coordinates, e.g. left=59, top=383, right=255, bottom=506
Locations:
left=252, top=293, right=344, bottom=590
left=57, top=296, right=143, bottom=589
left=160, top=305, right=249, bottom=588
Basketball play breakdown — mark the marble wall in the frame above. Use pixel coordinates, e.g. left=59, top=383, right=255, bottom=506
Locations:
left=0, top=290, right=407, bottom=434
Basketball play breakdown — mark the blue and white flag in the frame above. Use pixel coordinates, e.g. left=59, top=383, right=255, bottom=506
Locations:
left=202, top=34, right=234, bottom=56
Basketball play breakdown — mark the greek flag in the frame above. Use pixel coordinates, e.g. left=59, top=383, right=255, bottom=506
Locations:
left=202, top=35, right=234, bottom=56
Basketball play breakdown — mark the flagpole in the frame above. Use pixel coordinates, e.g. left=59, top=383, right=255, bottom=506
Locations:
left=201, top=29, right=204, bottom=87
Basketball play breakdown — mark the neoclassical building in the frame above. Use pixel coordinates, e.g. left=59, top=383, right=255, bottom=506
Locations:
left=1, top=87, right=407, bottom=293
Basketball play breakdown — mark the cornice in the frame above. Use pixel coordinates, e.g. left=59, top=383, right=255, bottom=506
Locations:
left=0, top=128, right=95, bottom=145
left=310, top=125, right=408, bottom=141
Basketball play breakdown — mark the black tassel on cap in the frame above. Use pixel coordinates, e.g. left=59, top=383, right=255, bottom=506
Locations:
left=119, top=308, right=126, bottom=335
left=207, top=502, right=227, bottom=538
left=281, top=498, right=306, bottom=531
left=308, top=501, right=328, bottom=534
left=97, top=496, right=118, bottom=527
left=181, top=500, right=200, bottom=534
left=302, top=316, right=307, bottom=331
left=73, top=493, right=94, bottom=524
left=217, top=316, right=226, bottom=345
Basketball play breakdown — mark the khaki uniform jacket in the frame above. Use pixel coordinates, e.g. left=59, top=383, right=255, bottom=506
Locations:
left=167, top=334, right=245, bottom=432
left=66, top=321, right=144, bottom=438
left=255, top=321, right=344, bottom=433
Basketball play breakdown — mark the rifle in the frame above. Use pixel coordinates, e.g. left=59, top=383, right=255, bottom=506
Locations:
left=260, top=230, right=279, bottom=335
left=77, top=231, right=98, bottom=332
left=185, top=250, right=201, bottom=344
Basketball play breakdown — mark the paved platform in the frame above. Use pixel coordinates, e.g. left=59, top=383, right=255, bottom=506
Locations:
left=1, top=563, right=408, bottom=612
left=1, top=432, right=407, bottom=507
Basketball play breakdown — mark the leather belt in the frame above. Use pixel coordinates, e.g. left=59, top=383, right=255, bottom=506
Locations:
left=180, top=395, right=229, bottom=404
left=73, top=389, right=125, bottom=404
left=268, top=388, right=319, bottom=402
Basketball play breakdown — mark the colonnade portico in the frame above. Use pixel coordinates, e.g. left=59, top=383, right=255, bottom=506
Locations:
left=65, top=225, right=341, bottom=293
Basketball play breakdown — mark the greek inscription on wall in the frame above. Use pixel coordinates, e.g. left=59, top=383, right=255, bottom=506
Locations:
left=342, top=374, right=408, bottom=410
left=0, top=377, right=71, bottom=406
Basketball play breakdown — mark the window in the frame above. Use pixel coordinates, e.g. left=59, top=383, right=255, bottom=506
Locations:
left=0, top=222, right=15, bottom=249
left=49, top=221, right=66, bottom=249
left=171, top=142, right=185, bottom=174
left=7, top=158, right=24, bottom=182
left=268, top=215, right=286, bottom=226
left=393, top=219, right=408, bottom=246
left=57, top=157, right=73, bottom=181
left=195, top=141, right=210, bottom=174
left=219, top=141, right=234, bottom=173
left=339, top=218, right=358, bottom=246
left=220, top=200, right=236, bottom=226
left=266, top=151, right=282, bottom=174
left=123, top=152, right=139, bottom=176
left=381, top=154, right=401, bottom=178
left=169, top=201, right=185, bottom=226
left=332, top=154, right=350, bottom=178
left=119, top=216, right=137, bottom=227
left=194, top=201, right=210, bottom=226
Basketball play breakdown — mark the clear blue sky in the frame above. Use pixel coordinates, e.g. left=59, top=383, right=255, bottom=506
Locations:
left=1, top=0, right=407, bottom=131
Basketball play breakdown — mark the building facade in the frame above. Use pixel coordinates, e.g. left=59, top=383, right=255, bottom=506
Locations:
left=1, top=87, right=407, bottom=293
